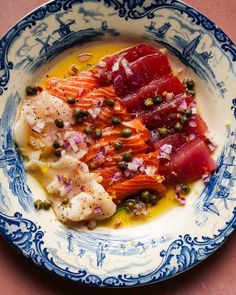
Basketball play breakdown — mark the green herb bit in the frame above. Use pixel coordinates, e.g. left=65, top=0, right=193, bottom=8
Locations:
left=84, top=126, right=93, bottom=135
left=122, top=152, right=132, bottom=162
left=125, top=199, right=136, bottom=211
left=118, top=161, right=128, bottom=171
left=111, top=116, right=122, bottom=125
left=114, top=141, right=123, bottom=150
left=174, top=122, right=183, bottom=132
left=180, top=183, right=190, bottom=194
left=42, top=200, right=52, bottom=210
left=153, top=95, right=163, bottom=104
left=26, top=85, right=38, bottom=96
left=55, top=118, right=64, bottom=129
left=158, top=127, right=169, bottom=137
left=144, top=98, right=154, bottom=108
left=67, top=97, right=76, bottom=104
left=106, top=99, right=115, bottom=106
left=34, top=199, right=43, bottom=210
left=121, top=128, right=132, bottom=138
left=62, top=197, right=69, bottom=205
left=140, top=190, right=151, bottom=204
left=95, top=128, right=102, bottom=138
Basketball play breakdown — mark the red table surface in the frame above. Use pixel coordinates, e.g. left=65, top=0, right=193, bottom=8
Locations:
left=0, top=0, right=236, bottom=294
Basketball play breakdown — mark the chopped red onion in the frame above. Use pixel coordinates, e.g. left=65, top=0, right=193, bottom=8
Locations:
left=191, top=107, right=197, bottom=114
left=94, top=206, right=103, bottom=215
left=68, top=137, right=79, bottom=152
left=111, top=172, right=122, bottom=182
left=95, top=151, right=105, bottom=162
left=32, top=119, right=45, bottom=133
left=188, top=134, right=196, bottom=141
left=175, top=192, right=186, bottom=205
left=88, top=107, right=101, bottom=120
left=177, top=100, right=187, bottom=112
left=144, top=166, right=157, bottom=177
left=139, top=165, right=145, bottom=173
left=133, top=157, right=144, bottom=166
left=160, top=144, right=173, bottom=154
left=127, top=162, right=139, bottom=172
left=133, top=202, right=148, bottom=216
left=63, top=183, right=73, bottom=195
left=189, top=120, right=197, bottom=127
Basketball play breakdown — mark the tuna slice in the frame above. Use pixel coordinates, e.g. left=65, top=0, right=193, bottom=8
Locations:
left=123, top=74, right=185, bottom=111
left=159, top=138, right=217, bottom=183
left=139, top=93, right=194, bottom=130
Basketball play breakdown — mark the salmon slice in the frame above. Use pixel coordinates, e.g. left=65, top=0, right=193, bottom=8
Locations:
left=107, top=175, right=167, bottom=201
left=46, top=72, right=99, bottom=99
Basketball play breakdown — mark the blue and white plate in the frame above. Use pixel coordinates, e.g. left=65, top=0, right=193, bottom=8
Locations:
left=0, top=0, right=236, bottom=287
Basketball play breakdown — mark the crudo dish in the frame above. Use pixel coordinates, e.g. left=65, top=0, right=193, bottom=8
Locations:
left=0, top=0, right=235, bottom=287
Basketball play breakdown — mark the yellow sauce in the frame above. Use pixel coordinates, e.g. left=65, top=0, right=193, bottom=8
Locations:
left=38, top=42, right=185, bottom=229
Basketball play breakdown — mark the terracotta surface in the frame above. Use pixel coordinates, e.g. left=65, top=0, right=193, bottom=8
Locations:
left=0, top=1, right=236, bottom=294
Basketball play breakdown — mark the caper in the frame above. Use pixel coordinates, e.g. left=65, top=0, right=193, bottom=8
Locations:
left=180, top=115, right=188, bottom=124
left=89, top=161, right=99, bottom=170
left=140, top=190, right=151, bottom=203
left=158, top=127, right=169, bottom=137
left=185, top=109, right=193, bottom=117
left=76, top=117, right=84, bottom=124
left=106, top=99, right=115, bottom=106
left=52, top=140, right=60, bottom=149
left=114, top=141, right=123, bottom=150
left=144, top=98, right=154, bottom=108
left=55, top=118, right=64, bottom=129
left=67, top=97, right=75, bottom=104
left=180, top=183, right=190, bottom=194
left=62, top=197, right=69, bottom=205
left=34, top=199, right=43, bottom=210
left=118, top=161, right=128, bottom=170
left=122, top=152, right=132, bottom=162
left=111, top=116, right=122, bottom=125
left=125, top=199, right=136, bottom=210
left=55, top=148, right=63, bottom=157
left=121, top=128, right=132, bottom=138
left=26, top=85, right=38, bottom=96
left=153, top=95, right=163, bottom=104
left=184, top=78, right=195, bottom=91
left=42, top=200, right=52, bottom=210
left=84, top=126, right=93, bottom=135
left=174, top=122, right=183, bottom=132
left=95, top=128, right=102, bottom=138
left=150, top=194, right=159, bottom=205
left=73, top=109, right=89, bottom=118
